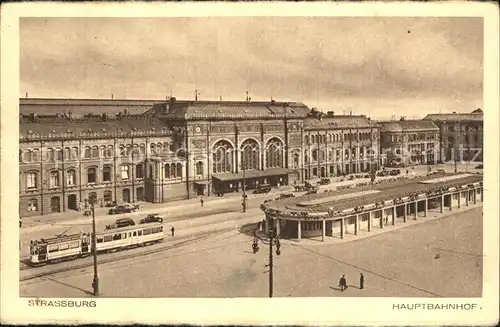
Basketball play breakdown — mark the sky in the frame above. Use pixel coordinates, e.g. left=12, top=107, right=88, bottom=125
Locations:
left=20, top=17, right=483, bottom=120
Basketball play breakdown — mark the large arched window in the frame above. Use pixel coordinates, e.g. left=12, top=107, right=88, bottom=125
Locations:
left=266, top=138, right=283, bottom=168
left=212, top=140, right=234, bottom=174
left=171, top=163, right=177, bottom=178
left=49, top=171, right=60, bottom=188
left=240, top=139, right=260, bottom=170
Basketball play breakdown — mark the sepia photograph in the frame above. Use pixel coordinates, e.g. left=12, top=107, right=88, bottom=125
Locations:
left=1, top=1, right=499, bottom=326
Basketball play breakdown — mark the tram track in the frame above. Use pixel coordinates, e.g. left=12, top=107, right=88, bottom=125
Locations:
left=20, top=227, right=236, bottom=282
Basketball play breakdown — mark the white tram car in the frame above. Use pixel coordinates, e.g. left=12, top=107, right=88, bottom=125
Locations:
left=29, top=222, right=164, bottom=265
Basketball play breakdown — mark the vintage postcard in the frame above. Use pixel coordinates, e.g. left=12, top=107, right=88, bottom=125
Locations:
left=1, top=1, right=499, bottom=325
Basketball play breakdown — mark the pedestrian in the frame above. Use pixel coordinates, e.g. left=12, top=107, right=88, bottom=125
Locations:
left=385, top=216, right=389, bottom=225
left=171, top=226, right=175, bottom=236
left=200, top=197, right=204, bottom=207
left=360, top=273, right=364, bottom=289
left=406, top=169, right=409, bottom=175
left=339, top=275, right=347, bottom=291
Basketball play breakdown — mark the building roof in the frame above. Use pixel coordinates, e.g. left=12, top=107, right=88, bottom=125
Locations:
left=378, top=120, right=439, bottom=132
left=146, top=99, right=310, bottom=120
left=20, top=115, right=171, bottom=140
left=265, top=173, right=482, bottom=214
left=423, top=113, right=484, bottom=122
left=20, top=98, right=164, bottom=117
left=304, top=115, right=378, bottom=130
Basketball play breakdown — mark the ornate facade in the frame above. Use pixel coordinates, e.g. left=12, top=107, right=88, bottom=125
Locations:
left=378, top=120, right=440, bottom=166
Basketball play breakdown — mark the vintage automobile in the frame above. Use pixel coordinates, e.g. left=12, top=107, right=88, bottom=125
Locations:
left=108, top=204, right=140, bottom=215
left=140, top=214, right=165, bottom=224
left=294, top=184, right=308, bottom=192
left=106, top=217, right=136, bottom=230
left=253, top=184, right=272, bottom=194
left=389, top=169, right=401, bottom=176
left=317, top=178, right=331, bottom=185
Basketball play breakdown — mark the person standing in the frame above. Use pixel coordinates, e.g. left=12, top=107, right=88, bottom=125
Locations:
left=359, top=273, right=364, bottom=289
left=171, top=226, right=175, bottom=236
left=200, top=197, right=204, bottom=207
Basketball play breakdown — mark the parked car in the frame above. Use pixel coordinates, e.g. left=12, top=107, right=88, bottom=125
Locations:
left=279, top=193, right=295, bottom=199
left=106, top=217, right=136, bottom=229
left=140, top=214, right=164, bottom=224
left=108, top=204, right=139, bottom=215
left=389, top=169, right=401, bottom=176
left=253, top=184, right=272, bottom=194
left=318, top=178, right=331, bottom=185
left=294, top=184, right=307, bottom=192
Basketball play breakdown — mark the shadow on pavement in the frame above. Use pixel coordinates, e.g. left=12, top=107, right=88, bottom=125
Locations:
left=238, top=222, right=259, bottom=236
left=42, top=276, right=94, bottom=296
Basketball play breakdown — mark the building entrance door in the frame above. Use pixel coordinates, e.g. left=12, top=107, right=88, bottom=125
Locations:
left=50, top=196, right=61, bottom=213
left=67, top=194, right=77, bottom=210
left=123, top=188, right=131, bottom=203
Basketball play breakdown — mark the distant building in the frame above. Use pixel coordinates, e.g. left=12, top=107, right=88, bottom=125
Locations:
left=303, top=110, right=380, bottom=178
left=423, top=109, right=483, bottom=163
left=378, top=119, right=440, bottom=167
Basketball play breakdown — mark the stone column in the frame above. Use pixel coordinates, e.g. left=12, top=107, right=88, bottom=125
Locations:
left=355, top=215, right=359, bottom=235
left=414, top=201, right=418, bottom=219
left=379, top=210, right=383, bottom=228
left=297, top=220, right=301, bottom=241
left=322, top=219, right=326, bottom=242
left=466, top=191, right=469, bottom=206
left=481, top=187, right=483, bottom=202
left=424, top=199, right=428, bottom=217
left=340, top=218, right=345, bottom=239
left=474, top=188, right=477, bottom=204
left=449, top=194, right=452, bottom=211
left=458, top=192, right=461, bottom=209
left=367, top=212, right=372, bottom=232
left=392, top=206, right=396, bottom=225
left=276, top=218, right=281, bottom=236
left=403, top=203, right=407, bottom=223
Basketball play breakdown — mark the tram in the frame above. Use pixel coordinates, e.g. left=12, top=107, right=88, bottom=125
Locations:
left=29, top=222, right=164, bottom=266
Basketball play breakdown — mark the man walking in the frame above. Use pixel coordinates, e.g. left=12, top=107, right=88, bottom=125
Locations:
left=171, top=226, right=175, bottom=236
left=339, top=275, right=347, bottom=291
left=359, top=273, right=364, bottom=289
left=200, top=196, right=204, bottom=207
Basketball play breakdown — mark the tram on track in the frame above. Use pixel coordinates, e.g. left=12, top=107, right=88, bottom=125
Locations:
left=29, top=222, right=164, bottom=266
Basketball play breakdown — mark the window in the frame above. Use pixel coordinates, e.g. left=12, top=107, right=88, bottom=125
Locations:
left=46, top=148, right=54, bottom=161
left=23, top=150, right=31, bottom=162
left=176, top=163, right=182, bottom=179
left=125, top=145, right=131, bottom=156
left=66, top=169, right=76, bottom=186
left=103, top=166, right=111, bottom=182
left=92, top=146, right=99, bottom=158
left=139, top=144, right=146, bottom=155
left=49, top=171, right=60, bottom=187
left=136, top=164, right=144, bottom=179
left=56, top=149, right=63, bottom=161
left=312, top=167, right=318, bottom=177
left=106, top=146, right=113, bottom=158
left=241, top=139, right=260, bottom=170
left=165, top=164, right=171, bottom=179
left=121, top=165, right=130, bottom=180
left=266, top=138, right=283, bottom=168
left=101, top=146, right=107, bottom=157
left=64, top=148, right=71, bottom=160
left=87, top=167, right=96, bottom=184
left=28, top=199, right=38, bottom=211
left=84, top=147, right=91, bottom=158
left=27, top=172, right=38, bottom=189
left=195, top=161, right=203, bottom=175
left=212, top=140, right=233, bottom=174
left=305, top=135, right=309, bottom=144
left=32, top=149, right=39, bottom=162
left=312, top=150, right=318, bottom=161
left=103, top=190, right=112, bottom=202
left=150, top=144, right=156, bottom=155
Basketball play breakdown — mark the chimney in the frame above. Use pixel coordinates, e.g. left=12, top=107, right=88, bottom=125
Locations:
left=327, top=111, right=335, bottom=117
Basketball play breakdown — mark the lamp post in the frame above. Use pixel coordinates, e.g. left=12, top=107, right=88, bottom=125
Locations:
left=90, top=198, right=99, bottom=296
left=242, top=162, right=247, bottom=213
left=252, top=216, right=281, bottom=298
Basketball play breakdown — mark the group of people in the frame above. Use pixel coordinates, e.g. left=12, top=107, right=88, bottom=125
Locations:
left=338, top=273, right=364, bottom=291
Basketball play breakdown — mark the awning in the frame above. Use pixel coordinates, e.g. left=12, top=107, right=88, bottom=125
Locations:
left=212, top=167, right=293, bottom=182
left=194, top=180, right=210, bottom=185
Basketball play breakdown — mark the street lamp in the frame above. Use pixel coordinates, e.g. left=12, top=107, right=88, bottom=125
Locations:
left=242, top=162, right=247, bottom=212
left=252, top=217, right=282, bottom=298
left=90, top=198, right=99, bottom=296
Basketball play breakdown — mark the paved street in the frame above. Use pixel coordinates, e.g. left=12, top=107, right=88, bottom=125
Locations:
left=20, top=206, right=482, bottom=298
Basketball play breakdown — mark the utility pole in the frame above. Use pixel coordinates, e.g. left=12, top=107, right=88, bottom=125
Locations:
left=268, top=227, right=274, bottom=298
left=91, top=199, right=99, bottom=296
left=242, top=163, right=247, bottom=212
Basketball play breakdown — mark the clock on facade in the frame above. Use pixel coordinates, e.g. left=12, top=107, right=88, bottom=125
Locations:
left=195, top=126, right=201, bottom=133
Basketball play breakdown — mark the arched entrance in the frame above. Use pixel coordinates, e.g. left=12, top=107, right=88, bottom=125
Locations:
left=50, top=196, right=60, bottom=213
left=122, top=188, right=131, bottom=203
left=67, top=194, right=77, bottom=210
